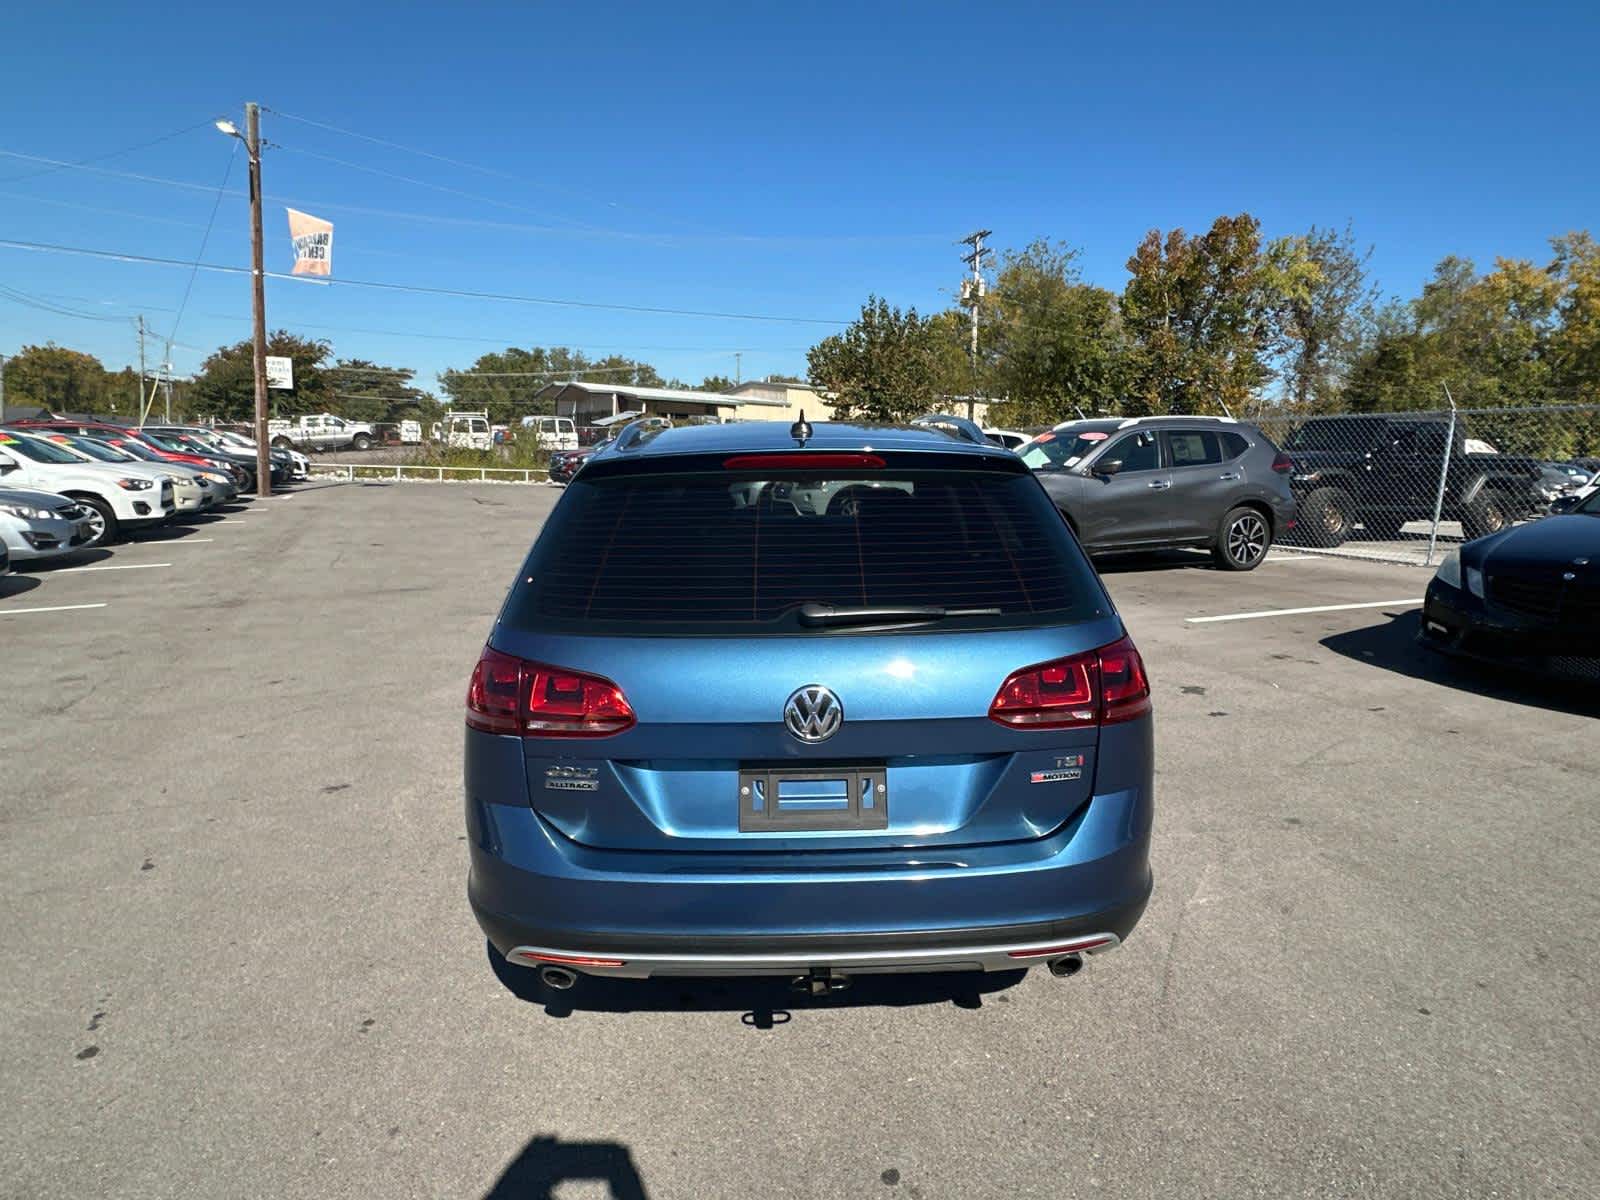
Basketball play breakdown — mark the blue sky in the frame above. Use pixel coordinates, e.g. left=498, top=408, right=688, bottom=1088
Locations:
left=2, top=1, right=1597, bottom=397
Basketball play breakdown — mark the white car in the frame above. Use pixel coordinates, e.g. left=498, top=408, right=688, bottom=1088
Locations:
left=208, top=428, right=310, bottom=480
left=0, top=487, right=95, bottom=564
left=0, top=430, right=175, bottom=546
left=38, top=433, right=215, bottom=515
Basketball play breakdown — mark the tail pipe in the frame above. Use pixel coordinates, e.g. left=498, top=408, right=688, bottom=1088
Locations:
left=1047, top=954, right=1085, bottom=978
left=539, top=966, right=578, bottom=990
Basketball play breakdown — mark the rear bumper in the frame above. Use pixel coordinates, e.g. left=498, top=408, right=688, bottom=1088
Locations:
left=481, top=903, right=1145, bottom=978
left=468, top=783, right=1153, bottom=976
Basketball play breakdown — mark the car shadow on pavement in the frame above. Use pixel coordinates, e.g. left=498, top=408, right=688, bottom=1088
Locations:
left=0, top=573, right=43, bottom=598
left=482, top=1134, right=649, bottom=1200
left=1321, top=610, right=1600, bottom=718
left=129, top=521, right=216, bottom=541
left=20, top=548, right=113, bottom=571
left=487, top=943, right=1026, bottom=1026
left=1092, top=549, right=1221, bottom=574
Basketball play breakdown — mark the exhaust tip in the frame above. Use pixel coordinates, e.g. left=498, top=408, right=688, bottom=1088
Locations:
left=1047, top=954, right=1085, bottom=978
left=539, top=966, right=578, bottom=991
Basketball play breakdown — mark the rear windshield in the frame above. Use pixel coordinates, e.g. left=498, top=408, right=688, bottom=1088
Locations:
left=505, top=467, right=1107, bottom=634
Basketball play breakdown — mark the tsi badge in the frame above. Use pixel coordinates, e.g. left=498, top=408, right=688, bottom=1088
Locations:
left=544, top=765, right=599, bottom=792
left=1030, top=753, right=1086, bottom=785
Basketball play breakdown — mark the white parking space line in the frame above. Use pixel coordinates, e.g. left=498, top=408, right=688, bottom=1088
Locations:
left=160, top=538, right=214, bottom=544
left=58, top=562, right=173, bottom=573
left=1187, top=598, right=1425, bottom=624
left=0, top=602, right=111, bottom=616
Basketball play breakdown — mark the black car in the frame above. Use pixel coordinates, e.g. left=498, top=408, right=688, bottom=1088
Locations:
left=1281, top=415, right=1542, bottom=544
left=1421, top=488, right=1600, bottom=666
left=1020, top=416, right=1298, bottom=570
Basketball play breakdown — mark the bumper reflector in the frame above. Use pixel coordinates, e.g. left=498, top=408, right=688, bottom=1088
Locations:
left=1005, top=936, right=1116, bottom=959
left=510, top=950, right=627, bottom=969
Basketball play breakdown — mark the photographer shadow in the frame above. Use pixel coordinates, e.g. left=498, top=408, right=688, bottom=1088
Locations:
left=483, top=1134, right=648, bottom=1200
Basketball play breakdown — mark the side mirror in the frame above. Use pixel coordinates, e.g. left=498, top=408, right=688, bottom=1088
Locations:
left=1549, top=495, right=1578, bottom=514
left=1095, top=459, right=1124, bottom=477
left=0, top=453, right=17, bottom=473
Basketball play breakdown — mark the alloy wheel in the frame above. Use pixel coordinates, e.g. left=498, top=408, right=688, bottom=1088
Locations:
left=1228, top=513, right=1268, bottom=565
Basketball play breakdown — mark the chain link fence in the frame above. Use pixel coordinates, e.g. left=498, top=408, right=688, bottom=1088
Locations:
left=1251, top=404, right=1600, bottom=566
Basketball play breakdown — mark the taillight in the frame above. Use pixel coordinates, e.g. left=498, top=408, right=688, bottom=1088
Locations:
left=466, top=646, right=635, bottom=738
left=1096, top=636, right=1153, bottom=724
left=988, top=635, right=1151, bottom=729
left=1271, top=451, right=1294, bottom=474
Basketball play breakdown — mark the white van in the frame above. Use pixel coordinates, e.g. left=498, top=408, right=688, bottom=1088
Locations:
left=433, top=412, right=494, bottom=451
left=519, top=415, right=578, bottom=451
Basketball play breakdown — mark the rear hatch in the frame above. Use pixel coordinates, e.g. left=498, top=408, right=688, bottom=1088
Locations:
left=487, top=447, right=1132, bottom=853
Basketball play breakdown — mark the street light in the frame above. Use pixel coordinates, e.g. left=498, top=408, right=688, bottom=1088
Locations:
left=215, top=104, right=271, bottom=497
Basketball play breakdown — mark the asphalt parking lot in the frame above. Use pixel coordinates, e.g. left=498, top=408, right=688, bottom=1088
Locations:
left=3, top=482, right=1596, bottom=1200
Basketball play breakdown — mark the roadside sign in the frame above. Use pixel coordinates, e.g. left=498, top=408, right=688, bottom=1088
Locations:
left=265, top=356, right=294, bottom=390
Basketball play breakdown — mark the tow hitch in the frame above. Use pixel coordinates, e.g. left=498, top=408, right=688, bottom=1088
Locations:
left=791, top=966, right=852, bottom=996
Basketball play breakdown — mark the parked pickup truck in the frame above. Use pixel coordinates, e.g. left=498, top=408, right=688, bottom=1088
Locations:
left=1282, top=416, right=1543, bottom=545
left=268, top=413, right=376, bottom=452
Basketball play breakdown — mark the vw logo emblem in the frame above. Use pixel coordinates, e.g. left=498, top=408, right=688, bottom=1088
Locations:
left=784, top=685, right=843, bottom=743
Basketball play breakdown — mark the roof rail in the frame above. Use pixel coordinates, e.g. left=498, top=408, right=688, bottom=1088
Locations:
left=910, top=412, right=988, bottom=446
left=612, top=416, right=671, bottom=452
left=1114, top=414, right=1238, bottom=428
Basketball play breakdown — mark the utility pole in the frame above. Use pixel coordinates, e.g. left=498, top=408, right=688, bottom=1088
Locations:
left=214, top=106, right=269, bottom=491
left=246, top=103, right=270, bottom=495
left=959, top=230, right=991, bottom=421
left=734, top=352, right=742, bottom=386
left=0, top=352, right=7, bottom=424
left=162, top=363, right=174, bottom=423
left=137, top=314, right=147, bottom=419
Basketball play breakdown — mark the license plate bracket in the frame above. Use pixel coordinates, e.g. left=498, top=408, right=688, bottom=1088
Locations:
left=738, top=765, right=888, bottom=832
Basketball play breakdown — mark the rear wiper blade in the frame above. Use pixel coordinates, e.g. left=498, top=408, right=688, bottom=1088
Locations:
left=797, top=602, right=1001, bottom=628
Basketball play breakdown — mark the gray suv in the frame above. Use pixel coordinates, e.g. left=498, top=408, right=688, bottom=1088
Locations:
left=1020, top=417, right=1298, bottom=570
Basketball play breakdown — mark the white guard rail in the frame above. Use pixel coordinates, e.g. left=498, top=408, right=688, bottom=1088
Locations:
left=308, top=464, right=549, bottom=484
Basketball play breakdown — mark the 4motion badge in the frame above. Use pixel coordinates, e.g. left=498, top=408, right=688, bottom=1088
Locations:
left=1030, top=754, right=1086, bottom=785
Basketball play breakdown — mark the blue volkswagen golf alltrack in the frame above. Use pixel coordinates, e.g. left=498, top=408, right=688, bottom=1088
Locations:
left=465, top=416, right=1153, bottom=994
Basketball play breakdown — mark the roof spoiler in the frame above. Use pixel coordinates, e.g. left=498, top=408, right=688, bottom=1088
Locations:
left=910, top=412, right=988, bottom=446
left=613, top=416, right=672, bottom=452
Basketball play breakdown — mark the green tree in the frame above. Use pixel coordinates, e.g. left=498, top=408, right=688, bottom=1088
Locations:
left=1543, top=231, right=1600, bottom=407
left=324, top=359, right=436, bottom=423
left=1273, top=224, right=1377, bottom=411
left=982, top=239, right=1127, bottom=427
left=189, top=331, right=334, bottom=421
left=699, top=374, right=737, bottom=393
left=440, top=347, right=663, bottom=424
left=3, top=343, right=119, bottom=414
left=806, top=296, right=954, bottom=422
left=1121, top=214, right=1279, bottom=416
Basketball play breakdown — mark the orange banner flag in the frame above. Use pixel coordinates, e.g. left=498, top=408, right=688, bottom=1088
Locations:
left=287, top=208, right=333, bottom=276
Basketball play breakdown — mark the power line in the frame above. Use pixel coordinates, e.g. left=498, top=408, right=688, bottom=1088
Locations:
left=0, top=149, right=241, bottom=198
left=0, top=283, right=135, bottom=323
left=0, top=190, right=214, bottom=231
left=0, top=119, right=220, bottom=185
left=275, top=144, right=605, bottom=233
left=158, top=142, right=240, bottom=399
left=0, top=237, right=851, bottom=324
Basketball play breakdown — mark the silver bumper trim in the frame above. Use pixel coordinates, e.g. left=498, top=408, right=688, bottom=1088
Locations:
left=505, top=933, right=1121, bottom=979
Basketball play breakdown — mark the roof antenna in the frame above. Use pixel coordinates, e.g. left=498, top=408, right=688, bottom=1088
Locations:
left=790, top=411, right=812, bottom=443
